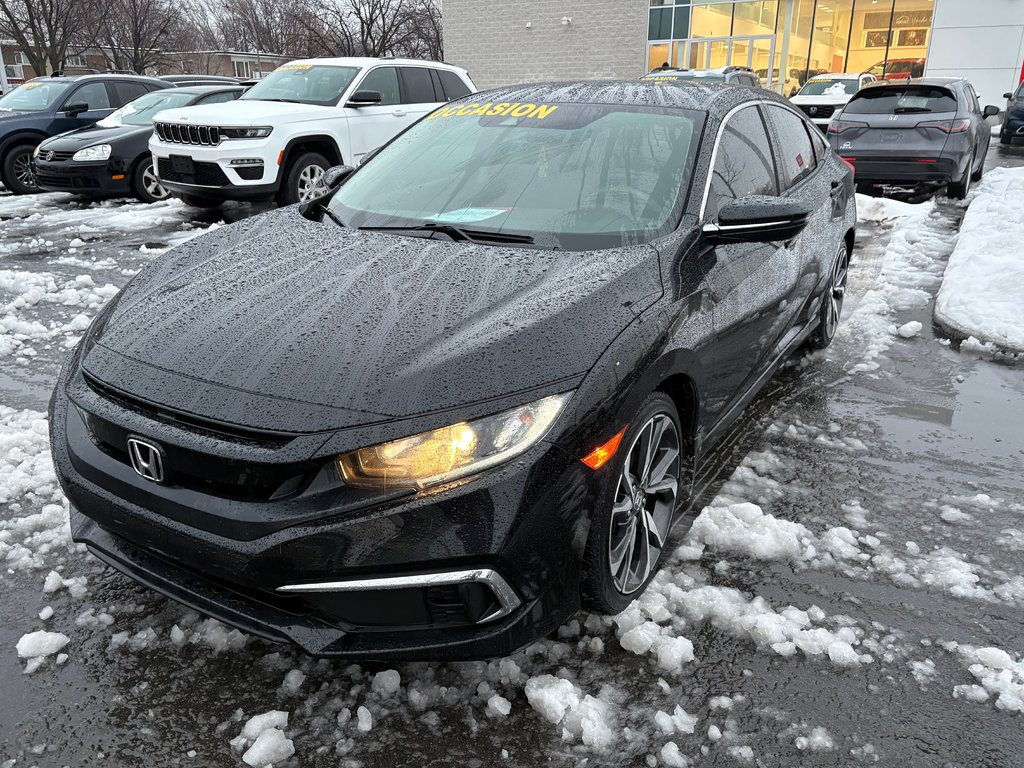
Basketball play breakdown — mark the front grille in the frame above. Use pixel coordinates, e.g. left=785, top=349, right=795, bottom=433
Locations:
left=157, top=157, right=230, bottom=187
left=798, top=104, right=835, bottom=119
left=39, top=150, right=76, bottom=162
left=155, top=122, right=222, bottom=146
left=36, top=173, right=101, bottom=190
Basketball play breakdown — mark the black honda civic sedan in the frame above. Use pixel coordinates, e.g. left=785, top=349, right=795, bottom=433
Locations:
left=50, top=81, right=855, bottom=660
left=33, top=85, right=242, bottom=203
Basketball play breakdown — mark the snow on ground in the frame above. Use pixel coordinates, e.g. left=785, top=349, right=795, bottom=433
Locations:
left=934, top=166, right=1024, bottom=352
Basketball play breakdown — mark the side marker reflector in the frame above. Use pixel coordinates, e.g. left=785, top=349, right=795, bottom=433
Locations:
left=581, top=426, right=627, bottom=470
left=277, top=150, right=285, bottom=166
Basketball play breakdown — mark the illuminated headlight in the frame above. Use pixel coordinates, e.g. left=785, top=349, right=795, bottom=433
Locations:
left=72, top=144, right=112, bottom=162
left=337, top=393, right=572, bottom=490
left=221, top=126, right=273, bottom=139
left=229, top=158, right=264, bottom=165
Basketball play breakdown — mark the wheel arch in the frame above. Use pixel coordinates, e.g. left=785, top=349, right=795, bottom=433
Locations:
left=0, top=130, right=49, bottom=157
left=279, top=135, right=343, bottom=177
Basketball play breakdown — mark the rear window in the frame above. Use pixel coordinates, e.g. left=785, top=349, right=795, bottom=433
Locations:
left=799, top=79, right=859, bottom=97
left=438, top=70, right=471, bottom=100
left=844, top=85, right=958, bottom=115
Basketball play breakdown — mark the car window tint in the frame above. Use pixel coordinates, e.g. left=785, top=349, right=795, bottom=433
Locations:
left=196, top=90, right=240, bottom=105
left=401, top=67, right=437, bottom=104
left=765, top=105, right=816, bottom=190
left=844, top=86, right=958, bottom=115
left=1016, top=82, right=1024, bottom=100
left=966, top=86, right=980, bottom=113
left=358, top=67, right=400, bottom=106
left=111, top=81, right=149, bottom=106
left=68, top=82, right=111, bottom=110
left=438, top=70, right=471, bottom=100
left=707, top=105, right=777, bottom=221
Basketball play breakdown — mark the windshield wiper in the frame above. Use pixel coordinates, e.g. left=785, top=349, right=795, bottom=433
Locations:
left=358, top=223, right=535, bottom=245
left=893, top=106, right=931, bottom=114
left=254, top=98, right=303, bottom=104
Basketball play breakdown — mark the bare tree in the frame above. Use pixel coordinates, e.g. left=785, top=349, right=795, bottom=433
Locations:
left=290, top=0, right=442, bottom=60
left=0, top=0, right=99, bottom=75
left=406, top=0, right=442, bottom=61
left=91, top=0, right=178, bottom=73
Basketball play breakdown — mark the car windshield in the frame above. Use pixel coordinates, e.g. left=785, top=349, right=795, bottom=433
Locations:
left=241, top=64, right=360, bottom=107
left=844, top=85, right=957, bottom=115
left=328, top=101, right=702, bottom=250
left=0, top=80, right=73, bottom=112
left=799, top=79, right=858, bottom=97
left=98, top=90, right=198, bottom=127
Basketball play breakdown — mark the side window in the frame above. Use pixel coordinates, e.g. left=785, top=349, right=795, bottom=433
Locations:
left=196, top=90, right=240, bottom=105
left=706, top=105, right=778, bottom=221
left=966, top=86, right=981, bottom=113
left=400, top=67, right=438, bottom=104
left=1016, top=82, right=1024, bottom=100
left=110, top=81, right=149, bottom=107
left=765, top=105, right=817, bottom=189
left=438, top=70, right=471, bottom=100
left=357, top=67, right=400, bottom=106
left=66, top=82, right=111, bottom=110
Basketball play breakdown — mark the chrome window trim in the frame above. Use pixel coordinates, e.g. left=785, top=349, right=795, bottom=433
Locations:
left=275, top=567, right=522, bottom=624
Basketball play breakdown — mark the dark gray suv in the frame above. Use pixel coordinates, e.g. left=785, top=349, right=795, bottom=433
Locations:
left=827, top=77, right=999, bottom=199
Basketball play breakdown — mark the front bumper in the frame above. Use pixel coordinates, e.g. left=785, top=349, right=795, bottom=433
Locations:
left=151, top=140, right=279, bottom=201
left=50, top=359, right=593, bottom=660
left=32, top=157, right=132, bottom=196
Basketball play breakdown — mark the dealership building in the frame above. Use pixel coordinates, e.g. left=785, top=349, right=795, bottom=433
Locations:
left=446, top=0, right=1024, bottom=105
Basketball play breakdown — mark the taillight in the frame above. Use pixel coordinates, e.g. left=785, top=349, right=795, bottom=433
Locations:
left=841, top=157, right=856, bottom=173
left=828, top=120, right=866, bottom=134
left=917, top=119, right=970, bottom=133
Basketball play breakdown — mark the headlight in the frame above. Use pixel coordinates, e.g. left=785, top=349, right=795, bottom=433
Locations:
left=34, top=144, right=44, bottom=157
left=221, top=126, right=273, bottom=139
left=79, top=293, right=121, bottom=359
left=72, top=144, right=112, bottom=162
left=337, top=393, right=572, bottom=490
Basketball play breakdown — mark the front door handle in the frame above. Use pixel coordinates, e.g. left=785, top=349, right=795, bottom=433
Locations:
left=392, top=109, right=407, bottom=117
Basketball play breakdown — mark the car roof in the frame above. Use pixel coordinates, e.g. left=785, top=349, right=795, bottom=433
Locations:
left=170, top=85, right=245, bottom=96
left=27, top=73, right=167, bottom=85
left=808, top=72, right=862, bottom=80
left=862, top=77, right=963, bottom=89
left=472, top=80, right=789, bottom=115
left=279, top=57, right=469, bottom=75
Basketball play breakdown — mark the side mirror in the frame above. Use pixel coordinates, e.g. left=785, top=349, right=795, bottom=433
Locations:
left=62, top=102, right=89, bottom=116
left=322, top=164, right=355, bottom=191
left=298, top=164, right=355, bottom=220
left=346, top=90, right=382, bottom=107
left=703, top=196, right=812, bottom=245
left=1004, top=92, right=1013, bottom=99
left=983, top=104, right=1000, bottom=118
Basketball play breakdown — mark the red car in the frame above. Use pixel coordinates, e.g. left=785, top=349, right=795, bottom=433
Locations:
left=868, top=58, right=926, bottom=80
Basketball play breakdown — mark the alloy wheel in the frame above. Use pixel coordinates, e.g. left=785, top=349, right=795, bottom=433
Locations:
left=607, top=413, right=681, bottom=595
left=143, top=162, right=169, bottom=200
left=822, top=244, right=848, bottom=341
left=12, top=151, right=38, bottom=191
left=297, top=164, right=326, bottom=203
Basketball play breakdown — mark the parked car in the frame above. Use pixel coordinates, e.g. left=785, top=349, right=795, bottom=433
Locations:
left=643, top=66, right=761, bottom=87
left=52, top=80, right=855, bottom=660
left=999, top=81, right=1024, bottom=145
left=158, top=75, right=241, bottom=87
left=0, top=73, right=170, bottom=194
left=33, top=85, right=243, bottom=203
left=790, top=72, right=876, bottom=130
left=867, top=58, right=926, bottom=81
left=148, top=57, right=476, bottom=208
left=828, top=78, right=998, bottom=199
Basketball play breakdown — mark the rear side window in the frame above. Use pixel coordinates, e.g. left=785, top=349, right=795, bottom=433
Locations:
left=438, top=70, right=471, bottom=100
left=707, top=105, right=777, bottom=221
left=844, top=86, right=958, bottom=115
left=765, top=105, right=817, bottom=189
left=110, top=81, right=150, bottom=106
left=358, top=67, right=400, bottom=106
left=400, top=67, right=437, bottom=104
left=195, top=90, right=240, bottom=105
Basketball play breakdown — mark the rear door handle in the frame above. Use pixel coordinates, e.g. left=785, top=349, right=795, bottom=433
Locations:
left=392, top=109, right=407, bottom=117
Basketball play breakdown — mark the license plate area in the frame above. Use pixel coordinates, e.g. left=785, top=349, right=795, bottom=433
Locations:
left=879, top=131, right=903, bottom=143
left=170, top=155, right=195, bottom=174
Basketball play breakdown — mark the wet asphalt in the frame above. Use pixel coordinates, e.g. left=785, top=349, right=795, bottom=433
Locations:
left=1, top=143, right=1023, bottom=767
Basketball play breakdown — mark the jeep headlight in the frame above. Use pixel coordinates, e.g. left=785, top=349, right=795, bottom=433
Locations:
left=72, top=144, right=112, bottom=162
left=221, top=126, right=273, bottom=139
left=337, top=393, right=571, bottom=490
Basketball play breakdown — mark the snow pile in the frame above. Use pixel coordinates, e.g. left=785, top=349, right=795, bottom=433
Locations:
left=16, top=630, right=70, bottom=674
left=231, top=710, right=294, bottom=766
left=953, top=645, right=1024, bottom=713
left=523, top=675, right=617, bottom=748
left=934, top=166, right=1024, bottom=352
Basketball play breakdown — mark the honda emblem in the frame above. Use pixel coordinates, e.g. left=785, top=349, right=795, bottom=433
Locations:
left=127, top=437, right=166, bottom=483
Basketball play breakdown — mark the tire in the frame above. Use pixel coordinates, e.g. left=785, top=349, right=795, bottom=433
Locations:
left=179, top=193, right=222, bottom=209
left=580, top=393, right=684, bottom=614
left=947, top=157, right=972, bottom=200
left=2, top=143, right=41, bottom=195
left=807, top=240, right=850, bottom=351
left=855, top=182, right=878, bottom=197
left=276, top=151, right=330, bottom=207
left=999, top=129, right=1011, bottom=146
left=971, top=155, right=984, bottom=183
left=130, top=157, right=170, bottom=204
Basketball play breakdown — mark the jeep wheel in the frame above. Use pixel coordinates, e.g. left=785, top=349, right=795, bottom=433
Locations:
left=277, top=152, right=330, bottom=207
left=2, top=144, right=41, bottom=195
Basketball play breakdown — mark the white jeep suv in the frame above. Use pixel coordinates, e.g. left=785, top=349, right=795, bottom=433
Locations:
left=149, top=57, right=475, bottom=207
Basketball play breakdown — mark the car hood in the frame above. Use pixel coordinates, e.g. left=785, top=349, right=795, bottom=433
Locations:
left=40, top=123, right=150, bottom=150
left=83, top=208, right=663, bottom=434
left=154, top=100, right=334, bottom=127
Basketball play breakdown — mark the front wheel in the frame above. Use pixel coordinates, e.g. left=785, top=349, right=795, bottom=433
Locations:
left=580, top=393, right=684, bottom=614
left=807, top=241, right=849, bottom=350
left=131, top=157, right=170, bottom=204
left=277, top=151, right=329, bottom=206
left=2, top=143, right=41, bottom=195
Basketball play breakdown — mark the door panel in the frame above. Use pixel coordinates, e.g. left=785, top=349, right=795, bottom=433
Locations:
left=346, top=67, right=406, bottom=163
left=48, top=81, right=115, bottom=134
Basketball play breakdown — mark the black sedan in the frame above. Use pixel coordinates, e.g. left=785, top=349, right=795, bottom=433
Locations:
left=50, top=81, right=855, bottom=660
left=33, top=85, right=242, bottom=203
left=828, top=78, right=998, bottom=199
